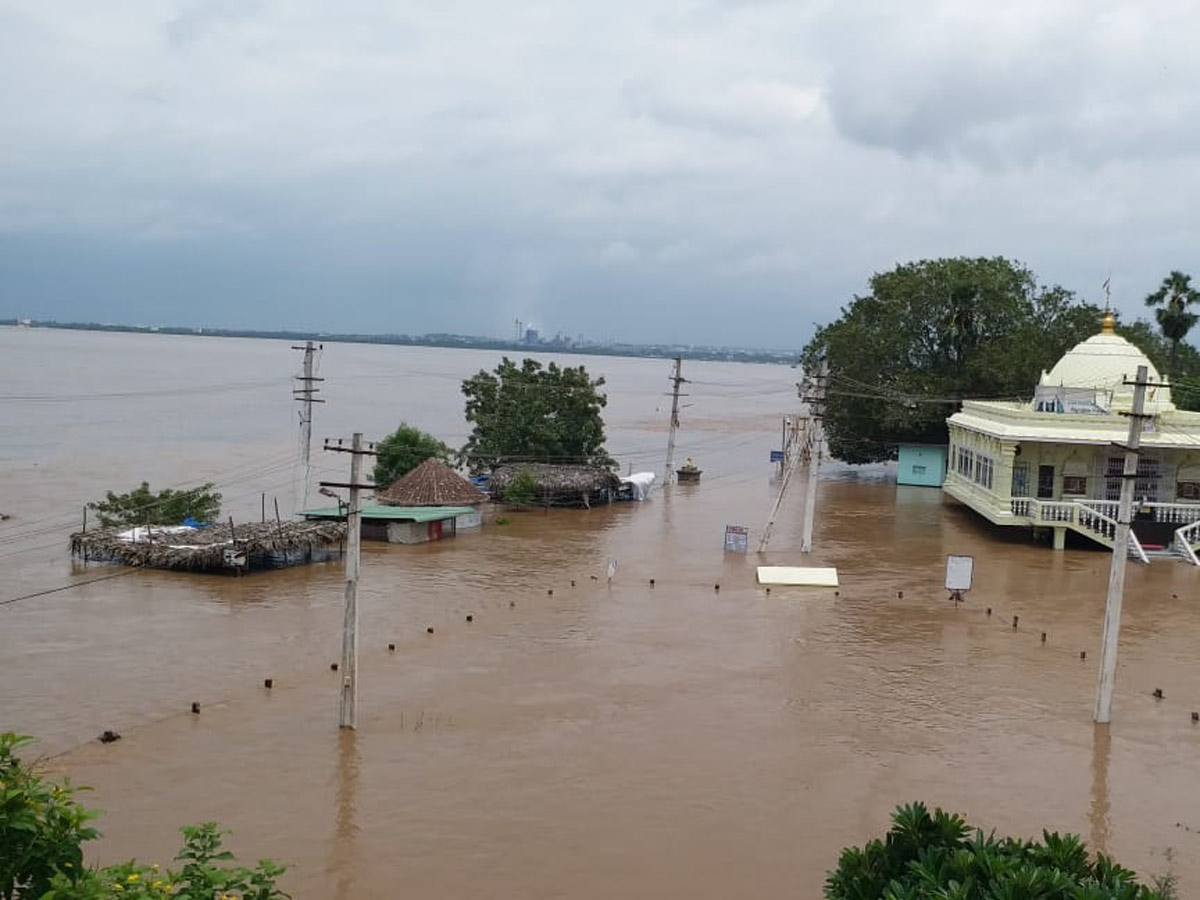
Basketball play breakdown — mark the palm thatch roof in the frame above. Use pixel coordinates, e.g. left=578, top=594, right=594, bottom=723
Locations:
left=70, top=520, right=346, bottom=572
left=376, top=458, right=487, bottom=507
left=488, top=463, right=621, bottom=504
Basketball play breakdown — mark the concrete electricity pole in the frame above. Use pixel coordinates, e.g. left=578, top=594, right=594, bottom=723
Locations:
left=758, top=415, right=803, bottom=553
left=663, top=357, right=687, bottom=487
left=1094, top=365, right=1150, bottom=724
left=322, top=433, right=376, bottom=730
left=799, top=359, right=828, bottom=554
left=293, top=341, right=324, bottom=508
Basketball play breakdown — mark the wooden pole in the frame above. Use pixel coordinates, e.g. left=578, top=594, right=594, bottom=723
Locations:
left=261, top=492, right=266, bottom=523
left=340, top=433, right=365, bottom=729
left=82, top=506, right=88, bottom=562
left=1094, top=365, right=1149, bottom=724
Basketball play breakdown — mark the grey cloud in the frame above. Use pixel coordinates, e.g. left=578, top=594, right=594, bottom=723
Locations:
left=2, top=1, right=1200, bottom=346
left=819, top=2, right=1200, bottom=168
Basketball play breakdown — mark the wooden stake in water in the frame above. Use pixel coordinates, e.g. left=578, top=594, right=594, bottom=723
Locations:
left=1094, top=365, right=1149, bottom=724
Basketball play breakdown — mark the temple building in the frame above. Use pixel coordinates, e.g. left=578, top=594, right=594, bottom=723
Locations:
left=943, top=312, right=1200, bottom=564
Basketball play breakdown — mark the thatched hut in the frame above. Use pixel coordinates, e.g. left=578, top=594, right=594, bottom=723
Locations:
left=489, top=463, right=622, bottom=508
left=376, top=459, right=487, bottom=507
left=70, top=520, right=347, bottom=573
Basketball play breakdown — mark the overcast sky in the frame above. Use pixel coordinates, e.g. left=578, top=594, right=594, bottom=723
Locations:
left=2, top=1, right=1198, bottom=347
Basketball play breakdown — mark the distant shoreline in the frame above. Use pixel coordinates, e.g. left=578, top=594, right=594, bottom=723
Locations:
left=1, top=319, right=797, bottom=365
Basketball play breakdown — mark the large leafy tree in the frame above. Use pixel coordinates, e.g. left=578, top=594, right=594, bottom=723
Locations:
left=372, top=423, right=453, bottom=488
left=460, top=358, right=614, bottom=473
left=88, top=482, right=222, bottom=528
left=801, top=257, right=1104, bottom=464
left=1144, top=270, right=1200, bottom=378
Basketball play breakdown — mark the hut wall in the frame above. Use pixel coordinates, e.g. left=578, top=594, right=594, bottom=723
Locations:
left=386, top=519, right=458, bottom=544
left=454, top=510, right=483, bottom=529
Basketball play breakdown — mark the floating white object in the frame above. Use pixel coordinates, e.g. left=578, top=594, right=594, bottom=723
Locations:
left=756, top=566, right=839, bottom=587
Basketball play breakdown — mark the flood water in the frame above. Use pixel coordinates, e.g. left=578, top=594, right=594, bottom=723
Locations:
left=2, top=326, right=1198, bottom=897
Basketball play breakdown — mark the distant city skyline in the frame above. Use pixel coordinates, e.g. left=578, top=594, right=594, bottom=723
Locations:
left=3, top=2, right=1199, bottom=347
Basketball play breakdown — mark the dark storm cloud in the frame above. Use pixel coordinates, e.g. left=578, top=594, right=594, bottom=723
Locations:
left=1, top=1, right=1199, bottom=345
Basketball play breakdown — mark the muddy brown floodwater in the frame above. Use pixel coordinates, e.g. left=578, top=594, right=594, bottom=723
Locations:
left=2, top=328, right=1199, bottom=898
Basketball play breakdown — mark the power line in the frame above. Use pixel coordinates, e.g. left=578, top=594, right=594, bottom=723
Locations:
left=0, top=567, right=145, bottom=608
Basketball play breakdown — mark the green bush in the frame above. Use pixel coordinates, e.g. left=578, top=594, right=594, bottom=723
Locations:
left=87, top=483, right=221, bottom=528
left=1, top=734, right=288, bottom=900
left=825, top=801, right=1171, bottom=899
left=502, top=471, right=539, bottom=507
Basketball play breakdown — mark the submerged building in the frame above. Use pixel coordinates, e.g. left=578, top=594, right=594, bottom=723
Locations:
left=943, top=312, right=1200, bottom=563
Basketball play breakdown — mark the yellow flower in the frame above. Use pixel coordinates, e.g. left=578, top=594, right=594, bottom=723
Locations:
left=113, top=886, right=124, bottom=893
left=127, top=873, right=140, bottom=882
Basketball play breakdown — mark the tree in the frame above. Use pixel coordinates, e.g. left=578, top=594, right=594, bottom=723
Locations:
left=372, top=423, right=453, bottom=488
left=801, top=257, right=1104, bottom=464
left=460, top=358, right=614, bottom=473
left=1116, top=319, right=1200, bottom=411
left=88, top=482, right=222, bottom=528
left=1144, top=270, right=1200, bottom=379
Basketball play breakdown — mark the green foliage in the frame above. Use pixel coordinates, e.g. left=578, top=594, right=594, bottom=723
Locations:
left=1, top=733, right=99, bottom=900
left=1116, top=319, right=1200, bottom=412
left=825, top=801, right=1167, bottom=899
left=459, top=357, right=614, bottom=473
left=1144, top=270, right=1200, bottom=378
left=372, top=422, right=453, bottom=488
left=801, top=257, right=1105, bottom=464
left=1, top=735, right=288, bottom=900
left=87, top=483, right=221, bottom=529
left=501, top=471, right=539, bottom=507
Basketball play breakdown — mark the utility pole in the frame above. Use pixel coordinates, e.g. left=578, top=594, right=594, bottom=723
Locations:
left=293, top=341, right=324, bottom=509
left=1094, top=365, right=1150, bottom=724
left=758, top=415, right=804, bottom=553
left=321, top=433, right=376, bottom=730
left=799, top=359, right=828, bottom=554
left=663, top=357, right=687, bottom=487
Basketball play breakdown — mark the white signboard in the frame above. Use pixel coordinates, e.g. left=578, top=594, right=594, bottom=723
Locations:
left=945, top=555, right=974, bottom=592
left=724, top=525, right=749, bottom=553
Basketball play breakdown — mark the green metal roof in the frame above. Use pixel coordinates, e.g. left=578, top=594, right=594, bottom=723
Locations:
left=301, top=505, right=475, bottom=523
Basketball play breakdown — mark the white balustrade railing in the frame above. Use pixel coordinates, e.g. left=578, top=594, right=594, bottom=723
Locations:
left=1077, top=499, right=1120, bottom=520
left=1148, top=503, right=1200, bottom=525
left=1175, top=520, right=1200, bottom=567
left=1008, top=497, right=1150, bottom=562
left=1035, top=502, right=1077, bottom=524
left=1075, top=504, right=1150, bottom=564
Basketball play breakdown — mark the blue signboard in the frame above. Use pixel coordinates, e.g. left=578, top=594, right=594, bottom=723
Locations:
left=769, top=450, right=784, bottom=463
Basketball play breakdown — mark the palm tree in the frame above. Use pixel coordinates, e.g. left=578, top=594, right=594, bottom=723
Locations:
left=1144, top=270, right=1200, bottom=378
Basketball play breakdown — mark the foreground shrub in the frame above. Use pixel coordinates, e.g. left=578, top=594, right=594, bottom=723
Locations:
left=1, top=734, right=287, bottom=899
left=825, top=801, right=1171, bottom=899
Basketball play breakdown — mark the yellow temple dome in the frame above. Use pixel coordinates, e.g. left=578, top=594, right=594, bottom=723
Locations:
left=1036, top=314, right=1172, bottom=413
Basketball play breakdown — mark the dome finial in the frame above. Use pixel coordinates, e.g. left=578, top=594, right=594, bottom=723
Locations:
left=1100, top=309, right=1116, bottom=334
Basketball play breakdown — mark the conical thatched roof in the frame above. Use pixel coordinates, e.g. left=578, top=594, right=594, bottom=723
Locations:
left=377, top=458, right=487, bottom=507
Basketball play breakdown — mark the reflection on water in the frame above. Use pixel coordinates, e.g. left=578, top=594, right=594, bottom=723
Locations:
left=331, top=730, right=359, bottom=900
left=2, top=329, right=1199, bottom=896
left=1090, top=723, right=1111, bottom=855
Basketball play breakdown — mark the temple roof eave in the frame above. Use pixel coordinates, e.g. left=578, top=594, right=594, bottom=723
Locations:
left=949, top=402, right=1200, bottom=447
